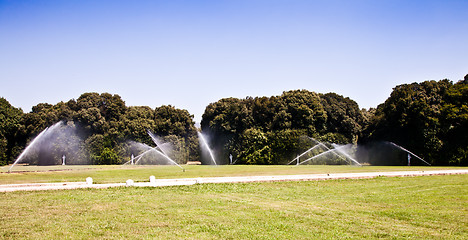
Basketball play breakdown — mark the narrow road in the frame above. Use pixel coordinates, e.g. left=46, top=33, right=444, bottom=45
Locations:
left=0, top=169, right=466, bottom=192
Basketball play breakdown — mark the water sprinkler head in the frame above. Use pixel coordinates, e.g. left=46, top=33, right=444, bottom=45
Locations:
left=126, top=179, right=135, bottom=186
left=86, top=177, right=93, bottom=185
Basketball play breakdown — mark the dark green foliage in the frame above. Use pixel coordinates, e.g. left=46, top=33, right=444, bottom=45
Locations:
left=153, top=105, right=199, bottom=163
left=280, top=90, right=327, bottom=133
left=96, top=147, right=119, bottom=165
left=202, top=98, right=253, bottom=136
left=201, top=90, right=364, bottom=164
left=236, top=128, right=271, bottom=164
left=0, top=98, right=24, bottom=165
left=2, top=74, right=467, bottom=166
left=121, top=106, right=155, bottom=143
left=320, top=93, right=364, bottom=142
left=362, top=77, right=468, bottom=166
left=268, top=129, right=307, bottom=164
left=0, top=93, right=198, bottom=166
left=440, top=76, right=468, bottom=165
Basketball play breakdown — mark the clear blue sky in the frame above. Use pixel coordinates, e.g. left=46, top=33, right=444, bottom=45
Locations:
left=1, top=0, right=467, bottom=123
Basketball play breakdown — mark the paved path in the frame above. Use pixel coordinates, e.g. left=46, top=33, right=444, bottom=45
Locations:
left=1, top=169, right=466, bottom=192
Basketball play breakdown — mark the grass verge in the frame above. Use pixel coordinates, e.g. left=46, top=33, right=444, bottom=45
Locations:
left=0, top=174, right=466, bottom=239
left=0, top=165, right=465, bottom=184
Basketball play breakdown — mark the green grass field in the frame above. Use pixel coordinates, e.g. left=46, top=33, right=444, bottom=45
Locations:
left=0, top=164, right=465, bottom=184
left=0, top=165, right=466, bottom=239
left=0, top=174, right=466, bottom=239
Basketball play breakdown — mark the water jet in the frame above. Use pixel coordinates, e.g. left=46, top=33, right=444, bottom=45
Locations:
left=389, top=142, right=431, bottom=166
left=9, top=122, right=63, bottom=172
left=289, top=137, right=361, bottom=166
left=197, top=132, right=217, bottom=165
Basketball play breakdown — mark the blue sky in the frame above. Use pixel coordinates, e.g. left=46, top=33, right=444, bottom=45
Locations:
left=1, top=0, right=467, bottom=123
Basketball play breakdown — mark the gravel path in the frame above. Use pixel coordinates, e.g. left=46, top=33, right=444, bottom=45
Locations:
left=1, top=169, right=466, bottom=192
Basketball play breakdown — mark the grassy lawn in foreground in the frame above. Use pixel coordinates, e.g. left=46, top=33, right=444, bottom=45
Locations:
left=0, top=165, right=465, bottom=184
left=0, top=174, right=466, bottom=239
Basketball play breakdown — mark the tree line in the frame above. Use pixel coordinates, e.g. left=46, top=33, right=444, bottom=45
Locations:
left=200, top=90, right=365, bottom=164
left=1, top=74, right=467, bottom=166
left=0, top=93, right=198, bottom=166
left=361, top=75, right=468, bottom=166
left=201, top=74, right=467, bottom=166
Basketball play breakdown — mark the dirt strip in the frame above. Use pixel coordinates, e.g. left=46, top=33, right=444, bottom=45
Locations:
left=0, top=169, right=466, bottom=192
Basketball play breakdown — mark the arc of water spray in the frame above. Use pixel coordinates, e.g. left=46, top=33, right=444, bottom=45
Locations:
left=133, top=148, right=155, bottom=163
left=147, top=130, right=170, bottom=157
left=309, top=137, right=360, bottom=166
left=144, top=130, right=184, bottom=170
left=197, top=132, right=217, bottom=165
left=308, top=137, right=346, bottom=162
left=389, top=142, right=431, bottom=166
left=123, top=146, right=154, bottom=165
left=124, top=141, right=165, bottom=165
left=331, top=143, right=361, bottom=166
left=9, top=122, right=64, bottom=172
left=134, top=146, right=185, bottom=170
left=287, top=144, right=323, bottom=165
left=9, top=127, right=49, bottom=171
left=299, top=148, right=339, bottom=165
left=299, top=145, right=349, bottom=165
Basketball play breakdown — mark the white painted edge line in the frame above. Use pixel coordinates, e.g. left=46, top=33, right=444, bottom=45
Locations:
left=0, top=170, right=466, bottom=192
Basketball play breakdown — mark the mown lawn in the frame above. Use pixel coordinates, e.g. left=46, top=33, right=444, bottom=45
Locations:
left=0, top=174, right=466, bottom=239
left=0, top=164, right=464, bottom=184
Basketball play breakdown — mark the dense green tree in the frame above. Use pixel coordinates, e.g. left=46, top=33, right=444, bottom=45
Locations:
left=98, top=93, right=126, bottom=121
left=0, top=98, right=24, bottom=165
left=75, top=107, right=107, bottom=134
left=202, top=98, right=253, bottom=136
left=122, top=106, right=155, bottom=144
left=3, top=74, right=467, bottom=166
left=236, top=128, right=271, bottom=165
left=1, top=92, right=200, bottom=166
left=268, top=129, right=307, bottom=165
left=23, top=103, right=60, bottom=133
left=440, top=75, right=468, bottom=165
left=201, top=90, right=362, bottom=164
left=201, top=98, right=253, bottom=163
left=279, top=90, right=327, bottom=133
left=97, top=147, right=120, bottom=165
left=320, top=93, right=364, bottom=143
left=362, top=79, right=454, bottom=165
left=251, top=96, right=278, bottom=131
left=154, top=105, right=195, bottom=136
left=153, top=105, right=199, bottom=163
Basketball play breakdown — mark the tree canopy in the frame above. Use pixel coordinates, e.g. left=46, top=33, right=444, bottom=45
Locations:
left=201, top=90, right=365, bottom=164
left=1, top=93, right=198, bottom=166
left=0, top=98, right=23, bottom=165
left=361, top=76, right=468, bottom=166
left=1, top=74, right=467, bottom=166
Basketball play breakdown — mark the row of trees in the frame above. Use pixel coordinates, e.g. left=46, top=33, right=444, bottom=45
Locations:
left=201, top=90, right=366, bottom=164
left=1, top=74, right=467, bottom=166
left=0, top=93, right=198, bottom=166
left=201, top=75, right=467, bottom=166
left=361, top=75, right=468, bottom=166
